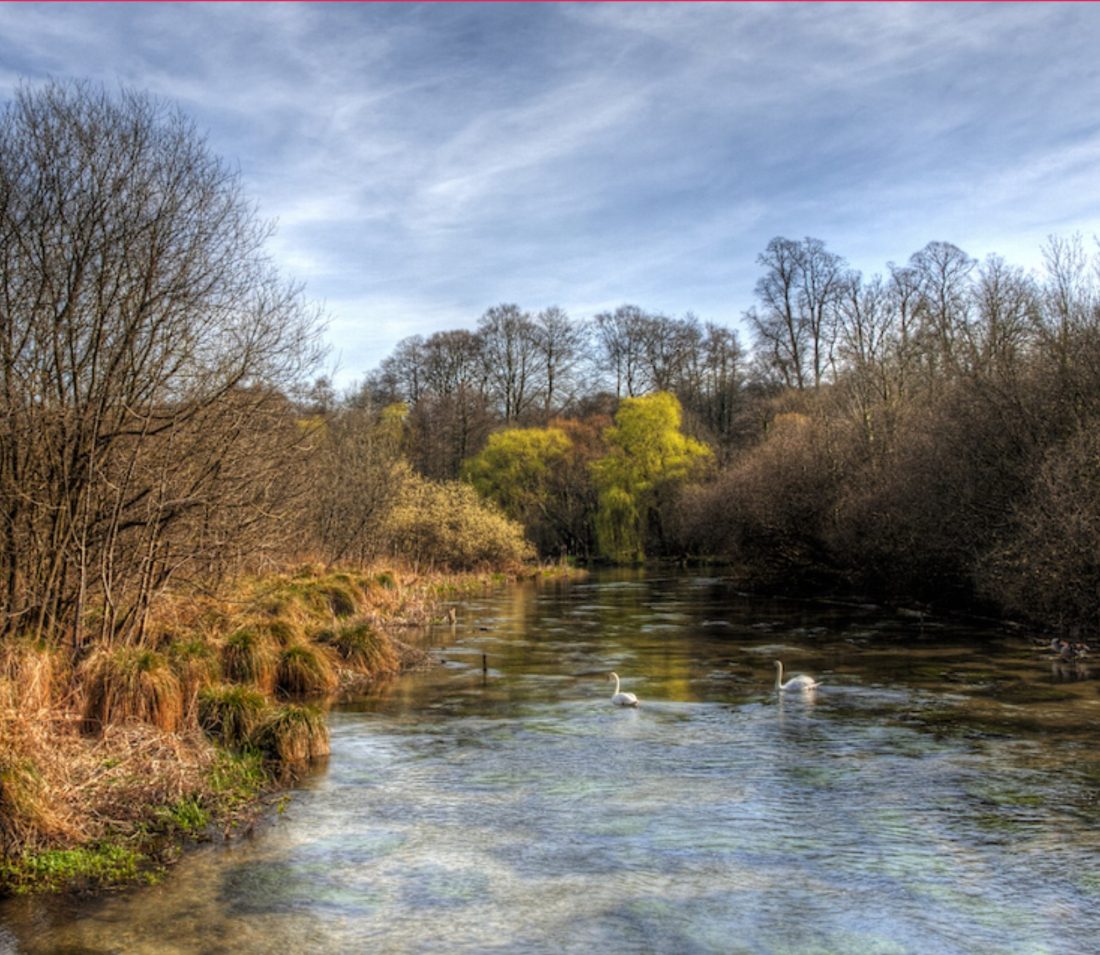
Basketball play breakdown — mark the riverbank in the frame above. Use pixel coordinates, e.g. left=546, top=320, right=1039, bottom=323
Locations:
left=0, top=562, right=569, bottom=896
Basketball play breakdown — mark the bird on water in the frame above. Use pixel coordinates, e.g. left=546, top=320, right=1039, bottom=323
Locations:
left=774, top=660, right=820, bottom=692
left=608, top=671, right=639, bottom=706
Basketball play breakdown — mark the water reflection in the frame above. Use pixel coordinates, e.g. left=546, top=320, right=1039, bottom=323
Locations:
left=4, top=571, right=1100, bottom=954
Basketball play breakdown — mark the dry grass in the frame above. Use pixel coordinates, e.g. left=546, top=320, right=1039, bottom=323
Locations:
left=80, top=647, right=185, bottom=735
left=0, top=561, right=515, bottom=884
left=0, top=640, right=65, bottom=713
left=274, top=643, right=338, bottom=697
left=254, top=703, right=329, bottom=762
left=1, top=694, right=213, bottom=858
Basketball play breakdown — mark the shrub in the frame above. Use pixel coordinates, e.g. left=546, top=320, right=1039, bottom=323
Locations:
left=378, top=474, right=534, bottom=572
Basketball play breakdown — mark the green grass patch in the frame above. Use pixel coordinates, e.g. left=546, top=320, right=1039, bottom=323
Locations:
left=152, top=796, right=211, bottom=837
left=0, top=843, right=150, bottom=895
left=206, top=749, right=271, bottom=815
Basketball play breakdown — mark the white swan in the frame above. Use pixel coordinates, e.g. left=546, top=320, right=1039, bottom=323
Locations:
left=774, top=660, right=820, bottom=692
left=608, top=671, right=639, bottom=707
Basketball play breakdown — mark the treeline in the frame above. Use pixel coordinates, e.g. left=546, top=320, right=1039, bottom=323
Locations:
left=5, top=80, right=1099, bottom=645
left=350, top=235, right=1100, bottom=633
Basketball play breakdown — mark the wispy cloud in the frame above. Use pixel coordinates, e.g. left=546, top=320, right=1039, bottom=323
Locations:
left=1, top=2, right=1098, bottom=382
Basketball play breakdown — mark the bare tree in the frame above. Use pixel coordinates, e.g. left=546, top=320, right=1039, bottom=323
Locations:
left=0, top=81, right=322, bottom=646
left=532, top=305, right=585, bottom=418
left=748, top=237, right=845, bottom=390
left=592, top=305, right=652, bottom=397
left=478, top=303, right=540, bottom=422
left=908, top=240, right=976, bottom=379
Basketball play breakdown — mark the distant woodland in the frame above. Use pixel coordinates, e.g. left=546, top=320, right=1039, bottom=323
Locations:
left=5, top=80, right=1100, bottom=651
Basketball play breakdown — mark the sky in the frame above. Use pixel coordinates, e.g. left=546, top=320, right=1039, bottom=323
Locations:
left=2, top=2, right=1099, bottom=386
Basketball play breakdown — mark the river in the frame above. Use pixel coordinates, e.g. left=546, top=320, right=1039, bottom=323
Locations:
left=3, top=571, right=1099, bottom=954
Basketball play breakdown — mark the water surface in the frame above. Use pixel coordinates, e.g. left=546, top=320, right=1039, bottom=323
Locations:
left=3, top=571, right=1099, bottom=954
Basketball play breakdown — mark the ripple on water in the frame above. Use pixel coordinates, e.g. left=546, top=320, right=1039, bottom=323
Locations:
left=7, top=574, right=1100, bottom=954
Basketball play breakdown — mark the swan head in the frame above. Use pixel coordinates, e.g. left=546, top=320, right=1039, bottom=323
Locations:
left=608, top=671, right=618, bottom=682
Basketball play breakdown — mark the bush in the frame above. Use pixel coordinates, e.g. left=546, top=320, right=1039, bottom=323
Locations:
left=377, top=473, right=534, bottom=571
left=979, top=419, right=1100, bottom=632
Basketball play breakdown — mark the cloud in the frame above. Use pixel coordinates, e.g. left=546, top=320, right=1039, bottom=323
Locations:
left=2, top=2, right=1099, bottom=382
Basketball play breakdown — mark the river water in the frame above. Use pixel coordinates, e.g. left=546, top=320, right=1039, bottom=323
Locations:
left=3, top=571, right=1099, bottom=954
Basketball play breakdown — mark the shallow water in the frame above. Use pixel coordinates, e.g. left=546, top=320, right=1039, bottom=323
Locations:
left=4, top=571, right=1100, bottom=954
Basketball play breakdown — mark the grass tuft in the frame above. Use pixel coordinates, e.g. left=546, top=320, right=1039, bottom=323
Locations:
left=221, top=628, right=278, bottom=693
left=0, top=639, right=63, bottom=712
left=316, top=621, right=400, bottom=679
left=197, top=684, right=268, bottom=750
left=254, top=704, right=330, bottom=762
left=80, top=647, right=184, bottom=734
left=275, top=643, right=338, bottom=697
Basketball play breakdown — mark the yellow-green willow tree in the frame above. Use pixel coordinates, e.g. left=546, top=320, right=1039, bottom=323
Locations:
left=591, top=392, right=710, bottom=562
left=462, top=426, right=572, bottom=555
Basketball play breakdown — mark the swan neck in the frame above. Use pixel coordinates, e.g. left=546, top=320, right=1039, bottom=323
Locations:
left=611, top=673, right=621, bottom=694
left=774, top=662, right=783, bottom=690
